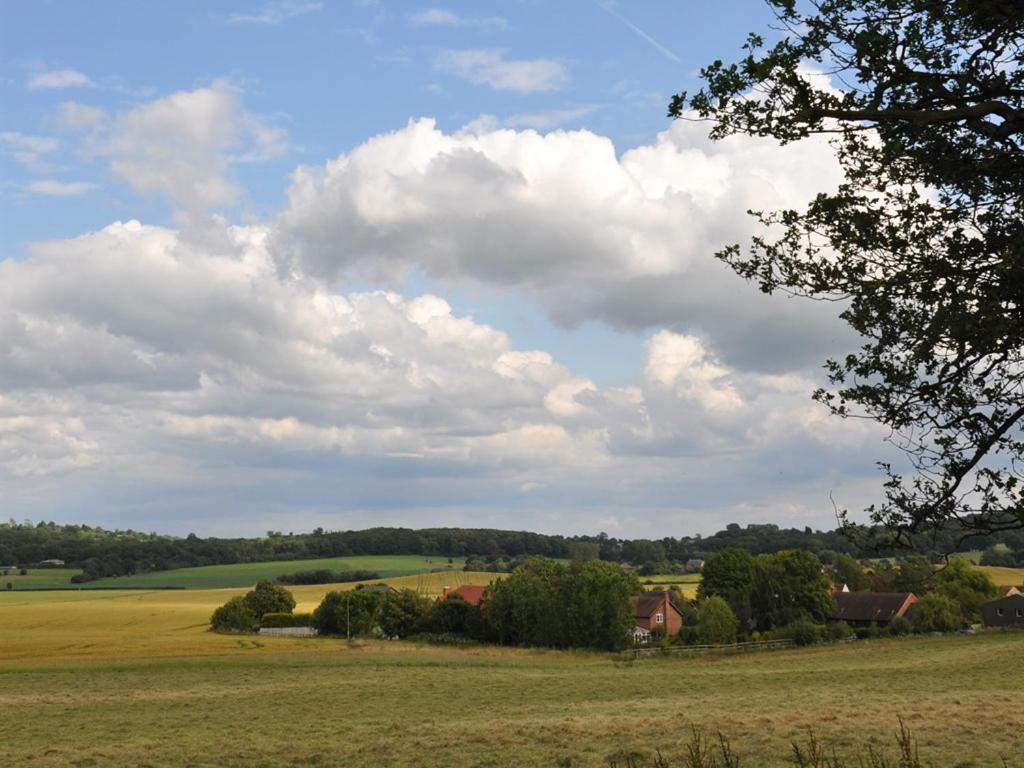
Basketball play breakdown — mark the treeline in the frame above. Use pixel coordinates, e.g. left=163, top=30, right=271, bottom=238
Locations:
left=275, top=569, right=380, bottom=585
left=3, top=517, right=1022, bottom=583
left=212, top=560, right=643, bottom=651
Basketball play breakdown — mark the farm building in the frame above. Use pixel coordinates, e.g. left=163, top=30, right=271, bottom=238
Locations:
left=830, top=592, right=917, bottom=628
left=981, top=594, right=1024, bottom=628
left=629, top=590, right=683, bottom=641
left=995, top=585, right=1022, bottom=598
left=827, top=583, right=851, bottom=596
left=439, top=585, right=487, bottom=606
left=685, top=559, right=705, bottom=572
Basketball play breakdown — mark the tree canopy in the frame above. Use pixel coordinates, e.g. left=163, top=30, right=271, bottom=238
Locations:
left=672, top=0, right=1024, bottom=545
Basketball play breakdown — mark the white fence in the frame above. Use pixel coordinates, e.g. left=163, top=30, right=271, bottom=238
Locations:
left=258, top=627, right=318, bottom=637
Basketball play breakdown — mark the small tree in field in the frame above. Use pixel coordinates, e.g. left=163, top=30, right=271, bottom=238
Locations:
left=243, top=580, right=295, bottom=620
left=697, top=596, right=738, bottom=645
left=210, top=596, right=258, bottom=632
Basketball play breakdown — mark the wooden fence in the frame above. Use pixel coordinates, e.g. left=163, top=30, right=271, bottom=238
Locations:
left=625, top=638, right=794, bottom=659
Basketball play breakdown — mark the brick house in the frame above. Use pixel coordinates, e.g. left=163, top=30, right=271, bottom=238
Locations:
left=830, top=591, right=917, bottom=628
left=629, top=590, right=683, bottom=642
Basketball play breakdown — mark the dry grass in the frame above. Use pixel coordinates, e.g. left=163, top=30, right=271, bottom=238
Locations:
left=1, top=587, right=1022, bottom=767
left=974, top=564, right=1024, bottom=587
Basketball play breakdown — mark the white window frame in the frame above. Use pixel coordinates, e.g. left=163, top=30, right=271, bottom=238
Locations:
left=655, top=612, right=664, bottom=624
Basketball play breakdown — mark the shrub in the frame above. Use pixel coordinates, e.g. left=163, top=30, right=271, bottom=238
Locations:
left=888, top=616, right=912, bottom=636
left=5, top=582, right=11, bottom=591
left=787, top=618, right=822, bottom=646
left=312, top=589, right=383, bottom=636
left=696, top=596, right=738, bottom=645
left=824, top=621, right=853, bottom=642
left=260, top=612, right=313, bottom=628
left=210, top=596, right=258, bottom=632
left=856, top=625, right=883, bottom=640
left=18, top=568, right=27, bottom=576
left=244, top=580, right=296, bottom=619
left=379, top=589, right=432, bottom=638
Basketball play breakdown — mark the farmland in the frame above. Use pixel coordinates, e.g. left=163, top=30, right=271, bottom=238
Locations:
left=2, top=587, right=1022, bottom=767
left=9, top=555, right=464, bottom=590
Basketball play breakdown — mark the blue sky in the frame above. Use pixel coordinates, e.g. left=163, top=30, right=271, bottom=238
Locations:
left=0, top=2, right=894, bottom=537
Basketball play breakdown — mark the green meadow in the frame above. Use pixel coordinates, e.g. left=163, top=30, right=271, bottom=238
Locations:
left=0, top=567, right=82, bottom=589
left=69, top=555, right=465, bottom=589
left=1, top=587, right=1022, bottom=767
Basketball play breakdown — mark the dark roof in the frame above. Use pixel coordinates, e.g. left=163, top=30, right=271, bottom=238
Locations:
left=983, top=593, right=1024, bottom=610
left=831, top=592, right=915, bottom=623
left=629, top=591, right=675, bottom=618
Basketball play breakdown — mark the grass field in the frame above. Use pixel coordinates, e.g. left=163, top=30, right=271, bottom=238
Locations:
left=1, top=568, right=82, bottom=589
left=974, top=564, right=1024, bottom=587
left=79, top=555, right=467, bottom=589
left=1, top=587, right=1022, bottom=767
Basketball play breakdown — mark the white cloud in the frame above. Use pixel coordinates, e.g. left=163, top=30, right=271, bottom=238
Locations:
left=0, top=131, right=60, bottom=169
left=28, top=69, right=93, bottom=89
left=99, top=81, right=287, bottom=209
left=410, top=8, right=506, bottom=28
left=0, top=214, right=888, bottom=533
left=435, top=49, right=568, bottom=93
left=227, top=1, right=322, bottom=24
left=56, top=102, right=109, bottom=130
left=274, top=117, right=850, bottom=373
left=25, top=180, right=98, bottom=197
left=465, top=106, right=598, bottom=132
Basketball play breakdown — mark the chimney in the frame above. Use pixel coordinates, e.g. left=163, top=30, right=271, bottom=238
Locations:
left=442, top=585, right=450, bottom=598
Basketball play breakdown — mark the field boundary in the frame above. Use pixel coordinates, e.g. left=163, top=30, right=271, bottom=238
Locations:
left=626, top=638, right=794, bottom=658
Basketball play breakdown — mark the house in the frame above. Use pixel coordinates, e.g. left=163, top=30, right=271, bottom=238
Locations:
left=439, top=585, right=487, bottom=606
left=830, top=591, right=917, bottom=628
left=38, top=559, right=65, bottom=566
left=827, top=583, right=851, bottom=596
left=629, top=590, right=683, bottom=640
left=995, top=585, right=1022, bottom=598
left=981, top=594, right=1024, bottom=628
left=685, top=559, right=705, bottom=572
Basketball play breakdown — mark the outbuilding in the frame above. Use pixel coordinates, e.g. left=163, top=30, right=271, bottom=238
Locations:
left=980, top=593, right=1024, bottom=628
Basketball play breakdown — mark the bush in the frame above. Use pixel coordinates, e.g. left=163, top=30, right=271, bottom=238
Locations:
left=312, top=589, right=384, bottom=636
left=824, top=621, right=853, bottom=642
left=18, top=568, right=27, bottom=576
left=856, top=625, right=883, bottom=640
left=787, top=618, right=822, bottom=646
left=888, top=616, right=912, bottom=636
left=244, top=580, right=296, bottom=619
left=210, top=596, right=258, bottom=632
left=260, top=612, right=313, bottom=628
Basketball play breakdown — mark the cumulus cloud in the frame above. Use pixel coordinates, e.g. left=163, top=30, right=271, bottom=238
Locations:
left=28, top=69, right=92, bottom=89
left=435, top=49, right=569, bottom=92
left=0, top=215, right=886, bottom=533
left=98, top=81, right=287, bottom=209
left=274, top=118, right=851, bottom=373
left=56, top=102, right=109, bottom=130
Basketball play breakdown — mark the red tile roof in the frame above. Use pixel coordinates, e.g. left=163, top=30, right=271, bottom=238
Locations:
left=447, top=585, right=487, bottom=606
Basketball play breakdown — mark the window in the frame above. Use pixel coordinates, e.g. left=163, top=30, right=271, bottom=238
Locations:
left=655, top=612, right=664, bottom=624
left=997, top=608, right=1004, bottom=616
left=1017, top=609, right=1023, bottom=618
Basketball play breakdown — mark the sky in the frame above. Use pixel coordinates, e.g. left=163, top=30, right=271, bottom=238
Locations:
left=0, top=1, right=899, bottom=538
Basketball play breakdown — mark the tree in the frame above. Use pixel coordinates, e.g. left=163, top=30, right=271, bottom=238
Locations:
left=979, top=545, right=1016, bottom=567
left=895, top=555, right=935, bottom=594
left=561, top=559, right=640, bottom=651
left=210, top=596, right=258, bottom=632
left=697, top=548, right=756, bottom=621
left=932, top=557, right=997, bottom=620
left=672, top=0, right=1024, bottom=544
left=751, top=550, right=833, bottom=629
left=243, top=580, right=295, bottom=620
left=697, top=596, right=738, bottom=645
left=829, top=553, right=869, bottom=591
left=379, top=589, right=432, bottom=638
left=312, top=590, right=383, bottom=637
left=911, top=592, right=963, bottom=633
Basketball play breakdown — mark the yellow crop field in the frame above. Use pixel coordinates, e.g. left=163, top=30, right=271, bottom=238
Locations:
left=974, top=564, right=1024, bottom=587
